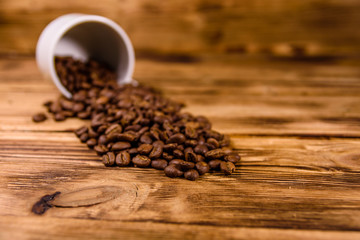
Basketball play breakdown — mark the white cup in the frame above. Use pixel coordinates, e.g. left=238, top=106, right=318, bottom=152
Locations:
left=36, top=13, right=135, bottom=99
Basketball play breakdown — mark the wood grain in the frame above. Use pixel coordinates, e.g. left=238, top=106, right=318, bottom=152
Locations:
left=1, top=57, right=360, bottom=239
left=0, top=0, right=359, bottom=61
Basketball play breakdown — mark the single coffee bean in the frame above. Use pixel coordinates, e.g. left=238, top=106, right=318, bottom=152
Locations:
left=163, top=143, right=178, bottom=152
left=185, top=139, right=198, bottom=147
left=162, top=152, right=174, bottom=161
left=185, top=126, right=198, bottom=139
left=124, top=124, right=142, bottom=132
left=173, top=149, right=184, bottom=159
left=102, top=152, right=115, bottom=166
left=54, top=113, right=66, bottom=121
left=32, top=113, right=47, bottom=122
left=88, top=127, right=98, bottom=138
left=74, top=125, right=88, bottom=137
left=132, top=155, right=151, bottom=167
left=77, top=111, right=90, bottom=119
left=196, top=161, right=210, bottom=175
left=151, top=159, right=168, bottom=170
left=184, top=169, right=200, bottom=181
left=79, top=133, right=89, bottom=143
left=185, top=152, right=197, bottom=162
left=86, top=138, right=97, bottom=148
left=149, top=143, right=163, bottom=159
left=107, top=132, right=136, bottom=142
left=220, top=161, right=235, bottom=175
left=206, top=138, right=219, bottom=148
left=208, top=159, right=222, bottom=170
left=115, top=151, right=131, bottom=166
left=169, top=159, right=195, bottom=171
left=137, top=144, right=153, bottom=155
left=196, top=154, right=205, bottom=163
left=105, top=124, right=122, bottom=135
left=128, top=147, right=139, bottom=155
left=94, top=145, right=109, bottom=155
left=194, top=144, right=208, bottom=155
left=98, top=134, right=108, bottom=145
left=140, top=132, right=153, bottom=144
left=224, top=153, right=241, bottom=163
left=72, top=102, right=85, bottom=112
left=111, top=141, right=131, bottom=151
left=205, top=149, right=225, bottom=159
left=167, top=133, right=186, bottom=144
left=164, top=165, right=183, bottom=178
left=184, top=147, right=194, bottom=155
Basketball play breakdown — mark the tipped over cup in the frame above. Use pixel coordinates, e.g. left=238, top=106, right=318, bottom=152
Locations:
left=36, top=13, right=135, bottom=99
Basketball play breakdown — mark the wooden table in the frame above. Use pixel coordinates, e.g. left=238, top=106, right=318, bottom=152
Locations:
left=0, top=57, right=360, bottom=239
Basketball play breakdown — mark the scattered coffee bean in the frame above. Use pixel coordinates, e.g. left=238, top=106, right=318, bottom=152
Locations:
left=164, top=165, right=184, bottom=178
left=102, top=152, right=115, bottom=166
left=34, top=56, right=241, bottom=181
left=224, top=153, right=241, bottom=163
left=115, top=151, right=131, bottom=166
left=32, top=113, right=47, bottom=122
left=184, top=169, right=200, bottom=181
left=151, top=159, right=168, bottom=170
left=132, top=155, right=151, bottom=167
left=220, top=161, right=235, bottom=175
left=196, top=161, right=210, bottom=175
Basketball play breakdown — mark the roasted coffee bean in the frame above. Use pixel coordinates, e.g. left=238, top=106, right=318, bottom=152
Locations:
left=163, top=143, right=177, bottom=152
left=164, top=165, right=183, bottom=178
left=185, top=139, right=198, bottom=147
left=94, top=145, right=109, bottom=155
left=88, top=127, right=98, bottom=138
left=151, top=159, right=168, bottom=170
left=32, top=113, right=47, bottom=122
left=208, top=159, right=222, bottom=170
left=132, top=155, right=151, bottom=167
left=37, top=56, right=241, bottom=181
left=185, top=126, right=198, bottom=139
left=194, top=144, right=209, bottom=155
left=105, top=124, right=122, bottom=135
left=169, top=159, right=194, bottom=171
left=195, top=161, right=210, bottom=175
left=115, top=151, right=131, bottom=166
left=137, top=144, right=153, bottom=155
left=149, top=143, right=163, bottom=159
left=128, top=148, right=139, bottom=155
left=185, top=152, right=197, bottom=162
left=205, top=149, right=225, bottom=159
left=224, top=153, right=241, bottom=163
left=77, top=111, right=90, bottom=119
left=173, top=149, right=184, bottom=159
left=72, top=102, right=85, bottom=112
left=167, top=133, right=186, bottom=144
left=98, top=134, right=108, bottom=145
left=206, top=138, right=219, bottom=149
left=111, top=141, right=131, bottom=151
left=74, top=125, right=88, bottom=137
left=54, top=113, right=66, bottom=121
left=140, top=132, right=153, bottom=144
left=162, top=152, right=174, bottom=161
left=79, top=133, right=89, bottom=143
left=184, top=169, right=200, bottom=181
left=220, top=161, right=235, bottom=175
left=196, top=154, right=205, bottom=163
left=86, top=138, right=97, bottom=148
left=102, top=152, right=115, bottom=166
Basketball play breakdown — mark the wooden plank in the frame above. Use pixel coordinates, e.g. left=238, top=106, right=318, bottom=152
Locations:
left=1, top=59, right=360, bottom=136
left=1, top=132, right=360, bottom=231
left=0, top=0, right=359, bottom=59
left=1, top=216, right=359, bottom=240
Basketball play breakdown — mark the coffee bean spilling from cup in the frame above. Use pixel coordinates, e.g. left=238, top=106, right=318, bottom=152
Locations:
left=33, top=56, right=240, bottom=180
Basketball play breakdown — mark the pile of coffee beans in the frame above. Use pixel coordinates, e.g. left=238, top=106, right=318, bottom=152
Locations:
left=34, top=56, right=240, bottom=180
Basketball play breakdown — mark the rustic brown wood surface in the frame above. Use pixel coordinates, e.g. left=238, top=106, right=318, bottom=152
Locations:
left=1, top=0, right=360, bottom=61
left=0, top=57, right=360, bottom=239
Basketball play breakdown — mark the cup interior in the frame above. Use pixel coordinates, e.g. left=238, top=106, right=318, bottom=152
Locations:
left=53, top=21, right=133, bottom=90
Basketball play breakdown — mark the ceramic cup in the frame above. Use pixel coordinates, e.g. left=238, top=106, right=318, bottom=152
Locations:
left=36, top=13, right=135, bottom=98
